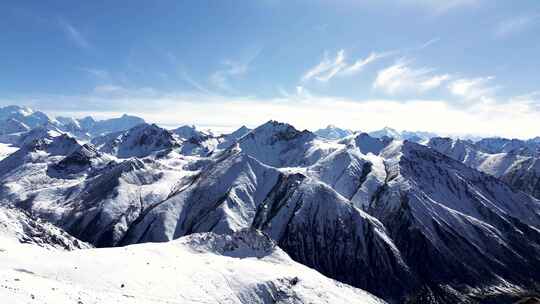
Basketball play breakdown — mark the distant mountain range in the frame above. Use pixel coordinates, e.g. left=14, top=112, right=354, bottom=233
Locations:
left=1, top=104, right=540, bottom=303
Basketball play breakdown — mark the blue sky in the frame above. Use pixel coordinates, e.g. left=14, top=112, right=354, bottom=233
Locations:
left=1, top=0, right=539, bottom=138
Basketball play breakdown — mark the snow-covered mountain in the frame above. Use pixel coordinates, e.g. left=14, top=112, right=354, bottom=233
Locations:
left=0, top=105, right=51, bottom=129
left=1, top=113, right=540, bottom=303
left=0, top=105, right=145, bottom=144
left=368, top=127, right=437, bottom=143
left=428, top=137, right=540, bottom=199
left=314, top=125, right=354, bottom=139
left=237, top=120, right=342, bottom=167
left=91, top=123, right=179, bottom=158
left=475, top=136, right=540, bottom=156
left=0, top=229, right=384, bottom=304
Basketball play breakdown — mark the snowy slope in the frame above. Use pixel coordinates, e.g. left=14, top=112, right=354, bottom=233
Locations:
left=0, top=143, right=18, bottom=160
left=0, top=229, right=385, bottom=304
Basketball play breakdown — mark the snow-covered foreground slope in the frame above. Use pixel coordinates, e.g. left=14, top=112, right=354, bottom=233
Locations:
left=0, top=230, right=385, bottom=304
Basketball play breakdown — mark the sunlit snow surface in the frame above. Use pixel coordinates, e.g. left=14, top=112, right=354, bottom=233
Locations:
left=0, top=230, right=385, bottom=304
left=0, top=143, right=18, bottom=160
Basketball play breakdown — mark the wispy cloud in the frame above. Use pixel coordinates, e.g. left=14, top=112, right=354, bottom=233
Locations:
left=8, top=86, right=539, bottom=138
left=165, top=52, right=215, bottom=95
left=448, top=76, right=498, bottom=101
left=414, top=37, right=440, bottom=51
left=494, top=14, right=539, bottom=38
left=373, top=60, right=450, bottom=94
left=302, top=50, right=346, bottom=82
left=402, top=0, right=480, bottom=15
left=302, top=50, right=388, bottom=82
left=209, top=60, right=250, bottom=92
left=78, top=67, right=110, bottom=80
left=209, top=47, right=262, bottom=93
left=58, top=18, right=91, bottom=50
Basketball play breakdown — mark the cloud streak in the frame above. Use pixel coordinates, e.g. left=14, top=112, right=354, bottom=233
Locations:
left=58, top=18, right=91, bottom=50
left=209, top=47, right=262, bottom=93
left=494, top=14, right=539, bottom=38
left=401, top=0, right=480, bottom=15
left=302, top=50, right=388, bottom=82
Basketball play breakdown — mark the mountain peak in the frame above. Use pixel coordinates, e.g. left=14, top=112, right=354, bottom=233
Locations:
left=314, top=125, right=353, bottom=140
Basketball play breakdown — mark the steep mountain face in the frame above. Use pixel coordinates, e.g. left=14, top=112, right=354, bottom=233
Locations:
left=92, top=123, right=179, bottom=158
left=314, top=125, right=353, bottom=139
left=428, top=137, right=540, bottom=199
left=0, top=229, right=385, bottom=304
left=365, top=141, right=540, bottom=302
left=0, top=205, right=90, bottom=250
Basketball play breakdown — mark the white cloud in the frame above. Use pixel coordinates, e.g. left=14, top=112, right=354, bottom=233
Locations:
left=302, top=50, right=387, bottom=82
left=448, top=76, right=497, bottom=101
left=10, top=85, right=540, bottom=139
left=373, top=60, right=450, bottom=94
left=495, top=14, right=539, bottom=38
left=58, top=18, right=91, bottom=50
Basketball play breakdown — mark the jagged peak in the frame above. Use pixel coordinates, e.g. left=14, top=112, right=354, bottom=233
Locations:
left=248, top=120, right=314, bottom=141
